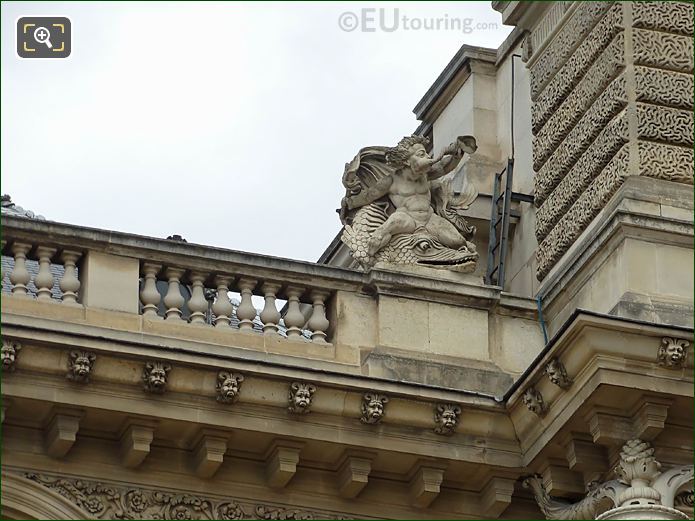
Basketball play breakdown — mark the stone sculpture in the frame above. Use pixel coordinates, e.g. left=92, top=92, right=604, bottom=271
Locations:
left=216, top=371, right=244, bottom=404
left=1, top=338, right=21, bottom=372
left=360, top=392, right=389, bottom=424
left=339, top=135, right=480, bottom=272
left=433, top=403, right=461, bottom=435
left=522, top=387, right=548, bottom=416
left=288, top=381, right=316, bottom=414
left=67, top=350, right=96, bottom=384
left=524, top=439, right=694, bottom=520
left=143, top=361, right=172, bottom=394
left=658, top=337, right=689, bottom=368
left=544, top=358, right=573, bottom=389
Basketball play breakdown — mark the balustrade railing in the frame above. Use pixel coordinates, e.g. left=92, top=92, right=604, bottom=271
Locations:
left=1, top=239, right=81, bottom=304
left=137, top=264, right=331, bottom=343
left=2, top=216, right=365, bottom=345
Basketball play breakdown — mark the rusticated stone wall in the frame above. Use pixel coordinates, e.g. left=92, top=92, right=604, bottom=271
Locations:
left=527, top=1, right=694, bottom=280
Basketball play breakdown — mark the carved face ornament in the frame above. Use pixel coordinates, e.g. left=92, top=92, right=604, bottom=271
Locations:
left=73, top=355, right=91, bottom=377
left=1, top=343, right=16, bottom=369
left=666, top=343, right=686, bottom=365
left=217, top=371, right=244, bottom=403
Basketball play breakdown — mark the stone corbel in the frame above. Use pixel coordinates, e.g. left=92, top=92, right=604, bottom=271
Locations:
left=335, top=450, right=375, bottom=499
left=119, top=418, right=157, bottom=468
left=191, top=428, right=229, bottom=479
left=479, top=476, right=515, bottom=517
left=408, top=460, right=447, bottom=508
left=538, top=459, right=586, bottom=497
left=264, top=440, right=303, bottom=489
left=585, top=397, right=672, bottom=446
left=44, top=407, right=84, bottom=458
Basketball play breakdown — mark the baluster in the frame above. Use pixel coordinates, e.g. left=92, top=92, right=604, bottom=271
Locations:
left=1, top=240, right=6, bottom=284
left=35, top=246, right=57, bottom=300
left=59, top=250, right=82, bottom=304
left=259, top=282, right=281, bottom=334
left=163, top=267, right=185, bottom=321
left=236, top=277, right=257, bottom=331
left=307, top=290, right=331, bottom=343
left=284, top=286, right=305, bottom=340
left=140, top=263, right=162, bottom=318
left=9, top=243, right=32, bottom=297
left=212, top=276, right=233, bottom=327
left=188, top=271, right=208, bottom=325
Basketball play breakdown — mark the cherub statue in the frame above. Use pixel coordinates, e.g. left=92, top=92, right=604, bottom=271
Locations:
left=339, top=135, right=479, bottom=272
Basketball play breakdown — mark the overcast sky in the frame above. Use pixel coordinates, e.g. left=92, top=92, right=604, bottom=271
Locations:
left=2, top=2, right=511, bottom=262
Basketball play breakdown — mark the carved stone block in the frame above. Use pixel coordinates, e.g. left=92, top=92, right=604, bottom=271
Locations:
left=44, top=408, right=83, bottom=458
left=264, top=441, right=303, bottom=489
left=337, top=452, right=373, bottom=499
left=523, top=387, right=548, bottom=416
left=480, top=476, right=515, bottom=517
left=408, top=463, right=446, bottom=508
left=192, top=430, right=228, bottom=479
left=119, top=419, right=156, bottom=468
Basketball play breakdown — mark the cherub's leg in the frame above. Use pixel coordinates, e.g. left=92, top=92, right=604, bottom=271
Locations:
left=425, top=214, right=466, bottom=249
left=368, top=210, right=417, bottom=256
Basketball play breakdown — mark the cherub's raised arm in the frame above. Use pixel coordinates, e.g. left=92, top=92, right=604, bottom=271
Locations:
left=343, top=175, right=394, bottom=210
left=427, top=136, right=477, bottom=181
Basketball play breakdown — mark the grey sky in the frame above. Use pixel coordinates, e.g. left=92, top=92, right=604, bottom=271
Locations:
left=1, top=2, right=511, bottom=262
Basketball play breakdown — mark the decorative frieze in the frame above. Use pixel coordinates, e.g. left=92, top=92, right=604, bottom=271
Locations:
left=66, top=350, right=96, bottom=384
left=143, top=361, right=172, bottom=394
left=522, top=388, right=548, bottom=417
left=216, top=371, right=244, bottom=404
left=360, top=393, right=388, bottom=425
left=544, top=359, right=573, bottom=389
left=657, top=338, right=690, bottom=369
left=22, top=472, right=351, bottom=520
left=433, top=403, right=461, bottom=436
left=288, top=381, right=316, bottom=414
left=1, top=338, right=21, bottom=372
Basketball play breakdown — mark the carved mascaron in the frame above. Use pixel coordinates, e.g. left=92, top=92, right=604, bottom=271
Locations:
left=288, top=381, right=316, bottom=414
left=339, top=135, right=480, bottom=272
left=143, top=361, right=172, bottom=394
left=360, top=393, right=389, bottom=424
left=216, top=371, right=245, bottom=404
left=1, top=338, right=21, bottom=372
left=433, top=403, right=461, bottom=435
left=67, top=350, right=96, bottom=384
left=658, top=337, right=689, bottom=368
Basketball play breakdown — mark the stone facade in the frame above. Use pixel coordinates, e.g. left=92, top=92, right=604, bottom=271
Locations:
left=1, top=2, right=693, bottom=520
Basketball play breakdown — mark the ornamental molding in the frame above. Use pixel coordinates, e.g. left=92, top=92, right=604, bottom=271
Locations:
left=19, top=471, right=353, bottom=520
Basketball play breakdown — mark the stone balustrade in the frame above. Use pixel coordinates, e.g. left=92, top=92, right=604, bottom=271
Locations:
left=138, top=262, right=333, bottom=343
left=1, top=238, right=81, bottom=305
left=0, top=216, right=365, bottom=346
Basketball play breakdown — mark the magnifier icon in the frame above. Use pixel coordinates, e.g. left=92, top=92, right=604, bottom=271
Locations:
left=33, top=26, right=53, bottom=49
